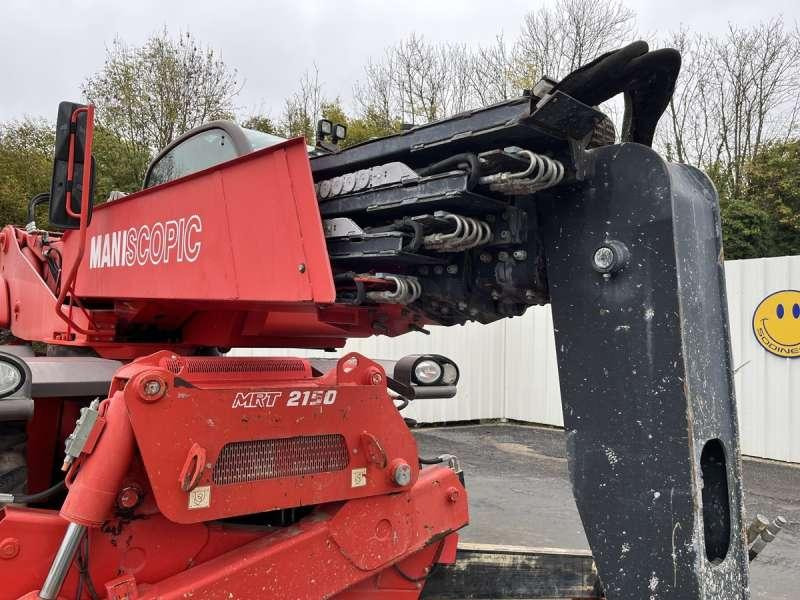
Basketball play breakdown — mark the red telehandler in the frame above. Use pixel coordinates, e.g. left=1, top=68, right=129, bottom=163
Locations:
left=0, top=41, right=761, bottom=599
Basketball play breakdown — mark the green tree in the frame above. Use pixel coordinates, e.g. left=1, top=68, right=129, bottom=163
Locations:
left=241, top=115, right=279, bottom=135
left=719, top=199, right=777, bottom=260
left=91, top=126, right=151, bottom=201
left=321, top=100, right=402, bottom=148
left=83, top=29, right=240, bottom=185
left=740, top=141, right=800, bottom=256
left=0, top=119, right=55, bottom=226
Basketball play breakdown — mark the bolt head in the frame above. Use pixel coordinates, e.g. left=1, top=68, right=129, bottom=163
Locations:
left=433, top=265, right=444, bottom=275
left=447, top=486, right=460, bottom=503
left=138, top=373, right=167, bottom=402
left=446, top=264, right=458, bottom=274
left=117, top=486, right=142, bottom=510
left=298, top=263, right=306, bottom=273
left=497, top=251, right=509, bottom=261
left=0, top=538, right=19, bottom=559
left=370, top=371, right=383, bottom=385
left=479, top=252, right=492, bottom=264
left=392, top=462, right=412, bottom=487
left=593, top=247, right=615, bottom=271
left=512, top=250, right=527, bottom=261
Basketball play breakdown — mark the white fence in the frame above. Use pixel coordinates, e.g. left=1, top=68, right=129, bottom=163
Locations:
left=233, top=255, right=800, bottom=464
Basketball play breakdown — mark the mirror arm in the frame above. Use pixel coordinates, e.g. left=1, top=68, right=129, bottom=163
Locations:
left=54, top=105, right=98, bottom=337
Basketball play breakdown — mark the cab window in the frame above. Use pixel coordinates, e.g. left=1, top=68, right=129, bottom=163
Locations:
left=146, top=128, right=238, bottom=188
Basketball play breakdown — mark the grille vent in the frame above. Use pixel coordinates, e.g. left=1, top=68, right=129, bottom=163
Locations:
left=213, top=434, right=349, bottom=485
left=161, top=357, right=309, bottom=377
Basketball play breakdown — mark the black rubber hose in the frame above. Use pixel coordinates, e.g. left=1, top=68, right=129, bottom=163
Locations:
left=8, top=479, right=66, bottom=504
left=417, top=153, right=481, bottom=189
left=419, top=456, right=445, bottom=465
left=27, top=192, right=50, bottom=224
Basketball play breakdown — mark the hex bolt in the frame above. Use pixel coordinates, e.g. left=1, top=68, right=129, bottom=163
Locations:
left=512, top=250, right=528, bottom=261
left=500, top=230, right=511, bottom=240
left=497, top=251, right=509, bottom=261
left=138, top=374, right=167, bottom=402
left=392, top=461, right=412, bottom=487
left=457, top=301, right=468, bottom=311
left=591, top=240, right=630, bottom=276
left=433, top=265, right=444, bottom=275
left=446, top=264, right=458, bottom=274
left=297, top=263, right=306, bottom=273
left=746, top=514, right=770, bottom=544
left=117, top=485, right=142, bottom=510
left=593, top=247, right=615, bottom=271
left=479, top=252, right=493, bottom=264
left=370, top=371, right=383, bottom=385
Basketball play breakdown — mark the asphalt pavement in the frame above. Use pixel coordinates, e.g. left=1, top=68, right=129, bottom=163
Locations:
left=414, top=423, right=800, bottom=600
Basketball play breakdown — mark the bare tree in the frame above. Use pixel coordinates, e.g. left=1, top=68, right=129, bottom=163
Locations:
left=281, top=65, right=325, bottom=139
left=353, top=34, right=478, bottom=126
left=513, top=0, right=636, bottom=83
left=353, top=53, right=399, bottom=131
left=656, top=29, right=718, bottom=166
left=713, top=19, right=800, bottom=196
left=657, top=19, right=800, bottom=198
left=467, top=35, right=518, bottom=106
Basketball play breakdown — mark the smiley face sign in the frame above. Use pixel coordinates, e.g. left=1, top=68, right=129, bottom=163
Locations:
left=752, top=290, right=800, bottom=358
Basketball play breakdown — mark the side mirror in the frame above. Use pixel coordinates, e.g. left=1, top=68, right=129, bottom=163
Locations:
left=49, top=101, right=95, bottom=229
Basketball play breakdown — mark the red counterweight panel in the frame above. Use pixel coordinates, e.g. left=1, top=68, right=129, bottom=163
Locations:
left=61, top=138, right=335, bottom=304
left=119, top=352, right=420, bottom=524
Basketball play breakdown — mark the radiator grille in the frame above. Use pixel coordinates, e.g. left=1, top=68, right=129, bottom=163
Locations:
left=212, top=434, right=350, bottom=485
left=161, top=357, right=309, bottom=377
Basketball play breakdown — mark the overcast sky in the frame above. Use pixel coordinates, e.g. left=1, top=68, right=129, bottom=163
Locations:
left=1, top=0, right=799, bottom=123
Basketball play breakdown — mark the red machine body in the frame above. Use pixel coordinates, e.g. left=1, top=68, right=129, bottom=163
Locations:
left=0, top=350, right=466, bottom=599
left=0, top=107, right=467, bottom=600
left=0, top=137, right=421, bottom=359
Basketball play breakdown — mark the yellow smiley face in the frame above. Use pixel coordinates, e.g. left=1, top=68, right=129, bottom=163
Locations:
left=752, top=290, right=800, bottom=358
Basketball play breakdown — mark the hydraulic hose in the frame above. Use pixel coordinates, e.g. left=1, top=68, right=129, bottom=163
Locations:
left=417, top=153, right=481, bottom=189
left=0, top=479, right=66, bottom=505
left=26, top=192, right=50, bottom=228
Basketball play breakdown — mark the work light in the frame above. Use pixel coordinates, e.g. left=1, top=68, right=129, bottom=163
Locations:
left=0, top=355, right=25, bottom=397
left=318, top=119, right=333, bottom=138
left=413, top=359, right=443, bottom=385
